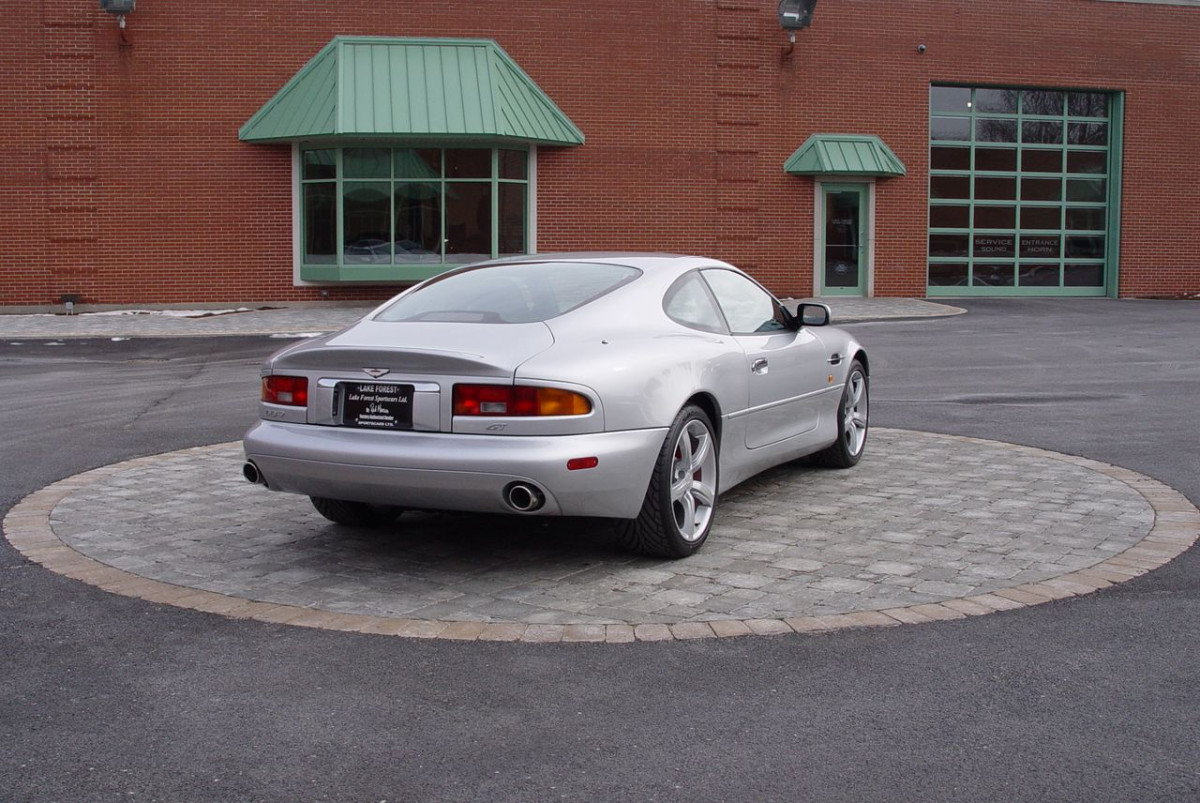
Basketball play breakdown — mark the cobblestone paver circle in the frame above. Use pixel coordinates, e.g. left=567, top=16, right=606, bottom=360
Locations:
left=6, top=429, right=1198, bottom=642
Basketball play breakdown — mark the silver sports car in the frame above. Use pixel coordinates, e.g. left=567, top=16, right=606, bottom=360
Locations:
left=243, top=254, right=868, bottom=557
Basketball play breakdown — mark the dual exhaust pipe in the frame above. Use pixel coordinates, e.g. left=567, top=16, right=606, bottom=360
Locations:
left=242, top=462, right=266, bottom=486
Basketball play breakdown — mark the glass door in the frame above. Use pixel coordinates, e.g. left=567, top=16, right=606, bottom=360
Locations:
left=821, top=183, right=868, bottom=296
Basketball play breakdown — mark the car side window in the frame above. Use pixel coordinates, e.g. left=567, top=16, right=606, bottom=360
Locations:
left=701, top=269, right=789, bottom=334
left=663, top=272, right=728, bottom=333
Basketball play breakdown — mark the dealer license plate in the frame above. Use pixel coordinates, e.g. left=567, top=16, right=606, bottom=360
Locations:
left=339, top=382, right=414, bottom=429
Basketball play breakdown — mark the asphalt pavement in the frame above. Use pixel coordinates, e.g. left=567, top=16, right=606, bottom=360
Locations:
left=1, top=297, right=1197, bottom=802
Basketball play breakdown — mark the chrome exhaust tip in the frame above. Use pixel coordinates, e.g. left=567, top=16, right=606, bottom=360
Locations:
left=242, top=461, right=265, bottom=485
left=504, top=482, right=545, bottom=513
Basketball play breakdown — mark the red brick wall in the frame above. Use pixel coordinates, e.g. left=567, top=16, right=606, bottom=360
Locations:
left=2, top=0, right=1197, bottom=305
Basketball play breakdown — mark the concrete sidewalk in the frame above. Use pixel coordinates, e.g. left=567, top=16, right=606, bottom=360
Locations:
left=0, top=297, right=964, bottom=339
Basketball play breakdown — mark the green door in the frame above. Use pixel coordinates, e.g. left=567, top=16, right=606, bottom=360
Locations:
left=821, top=183, right=868, bottom=296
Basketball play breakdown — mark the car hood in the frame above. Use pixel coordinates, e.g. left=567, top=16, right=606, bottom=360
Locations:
left=267, top=320, right=555, bottom=378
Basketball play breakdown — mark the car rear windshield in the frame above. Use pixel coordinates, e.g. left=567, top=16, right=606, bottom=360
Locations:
left=374, top=261, right=642, bottom=324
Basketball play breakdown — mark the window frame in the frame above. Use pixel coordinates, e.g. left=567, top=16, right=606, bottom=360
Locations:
left=293, top=143, right=535, bottom=285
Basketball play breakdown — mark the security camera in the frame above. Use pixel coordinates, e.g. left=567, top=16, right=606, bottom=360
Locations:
left=917, top=43, right=927, bottom=54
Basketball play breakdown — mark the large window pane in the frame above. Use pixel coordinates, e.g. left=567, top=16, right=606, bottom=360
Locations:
left=931, top=175, right=970, bottom=199
left=973, top=264, right=1015, bottom=287
left=976, top=118, right=1018, bottom=143
left=1064, top=263, right=1105, bottom=286
left=500, top=150, right=528, bottom=181
left=303, top=149, right=336, bottom=181
left=1021, top=178, right=1062, bottom=202
left=1022, top=120, right=1063, bottom=144
left=1021, top=206, right=1061, bottom=229
left=928, top=263, right=969, bottom=286
left=931, top=117, right=971, bottom=141
left=1023, top=91, right=1064, bottom=116
left=975, top=89, right=1018, bottom=113
left=929, top=205, right=969, bottom=228
left=498, top=184, right=526, bottom=255
left=394, top=149, right=441, bottom=180
left=1068, top=122, right=1108, bottom=146
left=975, top=148, right=1017, bottom=172
left=929, top=234, right=969, bottom=258
left=1068, top=93, right=1108, bottom=119
left=446, top=149, right=491, bottom=179
left=394, top=182, right=441, bottom=263
left=931, top=146, right=970, bottom=170
left=1067, top=178, right=1106, bottom=202
left=931, top=86, right=971, bottom=113
left=343, top=182, right=392, bottom=263
left=344, top=148, right=391, bottom=179
left=1019, top=264, right=1061, bottom=287
left=444, top=183, right=491, bottom=262
left=1066, top=207, right=1106, bottom=231
left=1021, top=149, right=1062, bottom=173
left=303, top=183, right=337, bottom=264
left=974, top=205, right=1016, bottom=229
left=1020, top=235, right=1060, bottom=259
left=975, top=176, right=1016, bottom=200
left=974, top=235, right=1015, bottom=259
left=1067, top=150, right=1107, bottom=174
left=1066, top=235, right=1105, bottom=258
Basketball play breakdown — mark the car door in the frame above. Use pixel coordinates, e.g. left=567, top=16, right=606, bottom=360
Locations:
left=701, top=268, right=830, bottom=450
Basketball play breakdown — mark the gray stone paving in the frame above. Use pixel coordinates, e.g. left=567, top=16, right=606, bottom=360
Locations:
left=0, top=297, right=962, bottom=339
left=47, top=429, right=1152, bottom=625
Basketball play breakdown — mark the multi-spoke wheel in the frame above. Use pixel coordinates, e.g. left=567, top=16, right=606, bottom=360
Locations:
left=619, top=404, right=719, bottom=558
left=812, top=359, right=868, bottom=469
left=309, top=496, right=404, bottom=527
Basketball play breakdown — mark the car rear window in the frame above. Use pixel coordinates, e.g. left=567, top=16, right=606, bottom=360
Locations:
left=374, top=261, right=641, bottom=324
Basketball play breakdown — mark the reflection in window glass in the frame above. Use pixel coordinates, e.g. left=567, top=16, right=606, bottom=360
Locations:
left=974, top=206, right=1016, bottom=229
left=303, top=149, right=336, bottom=180
left=931, top=147, right=970, bottom=171
left=1068, top=93, right=1108, bottom=119
left=344, top=148, right=392, bottom=179
left=444, top=183, right=491, bottom=262
left=975, top=88, right=1018, bottom=113
left=931, top=86, right=971, bottom=113
left=931, top=175, right=970, bottom=199
left=664, top=273, right=726, bottom=333
left=1021, top=206, right=1062, bottom=229
left=973, top=235, right=1014, bottom=258
left=702, top=269, right=787, bottom=334
left=1020, top=264, right=1061, bottom=287
left=931, top=117, right=971, bottom=141
left=1022, top=120, right=1063, bottom=144
left=1067, top=151, right=1106, bottom=174
left=304, top=183, right=337, bottom=264
left=976, top=118, right=1018, bottom=143
left=393, top=149, right=441, bottom=179
left=1022, top=149, right=1062, bottom=173
left=1064, top=264, right=1105, bottom=286
left=1066, top=235, right=1105, bottom=258
left=499, top=150, right=528, bottom=181
left=498, top=184, right=526, bottom=255
left=930, top=205, right=970, bottom=228
left=928, top=263, right=969, bottom=286
left=1067, top=179, right=1106, bottom=202
left=394, top=182, right=441, bottom=262
left=1068, top=122, right=1108, bottom=145
left=343, top=182, right=392, bottom=263
left=973, top=264, right=1015, bottom=286
left=1023, top=91, right=1064, bottom=116
left=929, top=234, right=969, bottom=257
left=975, top=176, right=1016, bottom=200
left=975, top=148, right=1017, bottom=172
left=1066, top=207, right=1105, bottom=231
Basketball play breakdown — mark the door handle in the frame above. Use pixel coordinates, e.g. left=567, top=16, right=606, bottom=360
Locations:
left=828, top=353, right=843, bottom=366
left=752, top=358, right=769, bottom=375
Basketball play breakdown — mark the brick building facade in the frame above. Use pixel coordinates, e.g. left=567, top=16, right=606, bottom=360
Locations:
left=2, top=0, right=1198, bottom=307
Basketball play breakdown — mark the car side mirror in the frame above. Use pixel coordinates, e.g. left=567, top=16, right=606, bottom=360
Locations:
left=796, top=302, right=831, bottom=327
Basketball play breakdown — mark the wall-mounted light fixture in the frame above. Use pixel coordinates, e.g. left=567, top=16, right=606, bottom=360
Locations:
left=778, top=0, right=818, bottom=57
left=99, top=0, right=135, bottom=46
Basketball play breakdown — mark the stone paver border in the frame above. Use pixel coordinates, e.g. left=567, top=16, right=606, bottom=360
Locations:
left=4, top=432, right=1197, bottom=643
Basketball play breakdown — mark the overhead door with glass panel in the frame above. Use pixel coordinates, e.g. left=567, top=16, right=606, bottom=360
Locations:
left=927, top=86, right=1118, bottom=296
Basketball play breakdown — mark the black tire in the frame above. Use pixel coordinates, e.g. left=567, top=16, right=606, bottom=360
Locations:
left=309, top=496, right=404, bottom=527
left=618, top=405, right=719, bottom=559
left=811, top=359, right=868, bottom=469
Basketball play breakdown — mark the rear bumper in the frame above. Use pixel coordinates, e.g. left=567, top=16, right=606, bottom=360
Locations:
left=242, top=421, right=666, bottom=518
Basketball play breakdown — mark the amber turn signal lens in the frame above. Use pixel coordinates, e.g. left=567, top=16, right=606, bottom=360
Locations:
left=453, top=385, right=592, bottom=417
left=262, top=375, right=308, bottom=407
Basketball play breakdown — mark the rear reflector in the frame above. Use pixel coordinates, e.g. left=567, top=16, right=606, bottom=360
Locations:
left=567, top=457, right=599, bottom=471
left=262, top=375, right=308, bottom=407
left=453, top=384, right=592, bottom=417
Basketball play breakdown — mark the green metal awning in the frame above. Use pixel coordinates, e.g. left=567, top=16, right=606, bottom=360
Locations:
left=239, top=37, right=584, bottom=146
left=783, top=134, right=906, bottom=177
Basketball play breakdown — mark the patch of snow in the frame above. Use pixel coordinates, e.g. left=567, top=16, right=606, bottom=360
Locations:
left=270, top=332, right=327, bottom=339
left=111, top=337, right=131, bottom=342
left=85, top=308, right=255, bottom=318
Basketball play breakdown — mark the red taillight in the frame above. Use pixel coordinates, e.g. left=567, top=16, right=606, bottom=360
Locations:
left=453, top=385, right=592, bottom=417
left=262, top=375, right=308, bottom=407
